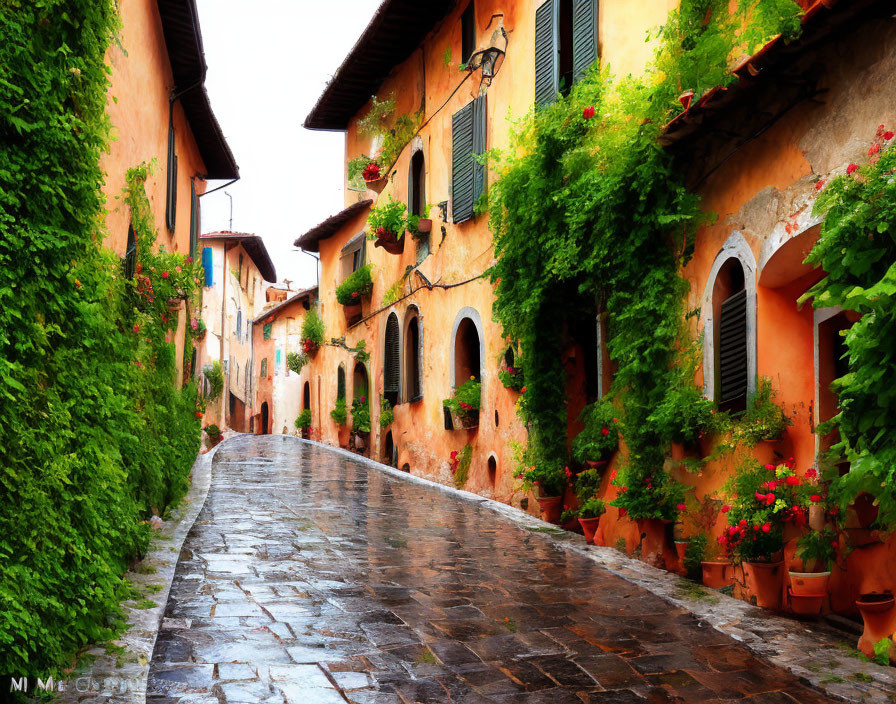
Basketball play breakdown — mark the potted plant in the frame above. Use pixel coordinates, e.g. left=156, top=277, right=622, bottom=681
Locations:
left=301, top=307, right=325, bottom=356
left=442, top=377, right=481, bottom=429
left=286, top=351, right=308, bottom=376
left=380, top=396, right=394, bottom=428
left=572, top=399, right=620, bottom=469
left=352, top=396, right=371, bottom=436
left=406, top=204, right=433, bottom=239
left=368, top=196, right=407, bottom=255
left=204, top=424, right=222, bottom=447
left=336, top=264, right=373, bottom=322
left=791, top=529, right=837, bottom=595
left=194, top=318, right=206, bottom=341
left=348, top=155, right=387, bottom=193
left=577, top=498, right=606, bottom=545
left=516, top=461, right=567, bottom=524
left=731, top=378, right=792, bottom=445
left=294, top=409, right=312, bottom=440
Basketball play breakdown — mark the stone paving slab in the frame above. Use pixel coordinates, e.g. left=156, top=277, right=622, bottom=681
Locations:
left=141, top=435, right=878, bottom=704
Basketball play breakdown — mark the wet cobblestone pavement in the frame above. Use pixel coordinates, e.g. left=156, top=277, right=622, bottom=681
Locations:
left=147, top=435, right=836, bottom=704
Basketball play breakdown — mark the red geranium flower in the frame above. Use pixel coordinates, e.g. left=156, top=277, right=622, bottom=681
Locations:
left=761, top=523, right=771, bottom=533
left=805, top=467, right=818, bottom=479
left=133, top=324, right=140, bottom=333
left=195, top=411, right=203, bottom=418
left=815, top=179, right=825, bottom=191
left=601, top=427, right=609, bottom=436
left=520, top=386, right=527, bottom=393
left=764, top=464, right=775, bottom=471
left=846, top=163, right=859, bottom=175
left=676, top=503, right=686, bottom=511
left=810, top=494, right=821, bottom=503
left=885, top=131, right=894, bottom=141
left=721, top=504, right=730, bottom=513
left=583, top=105, right=595, bottom=119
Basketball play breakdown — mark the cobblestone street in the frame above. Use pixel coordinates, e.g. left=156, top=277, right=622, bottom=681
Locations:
left=147, top=436, right=835, bottom=704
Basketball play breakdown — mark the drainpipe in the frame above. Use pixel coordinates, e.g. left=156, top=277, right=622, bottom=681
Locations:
left=220, top=243, right=228, bottom=424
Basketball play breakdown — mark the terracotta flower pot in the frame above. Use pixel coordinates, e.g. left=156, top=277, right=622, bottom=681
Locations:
left=701, top=561, right=734, bottom=589
left=415, top=218, right=432, bottom=234
left=743, top=561, right=784, bottom=610
left=374, top=230, right=405, bottom=255
left=789, top=588, right=824, bottom=617
left=674, top=540, right=689, bottom=575
left=856, top=593, right=896, bottom=661
left=536, top=495, right=563, bottom=524
left=789, top=571, right=830, bottom=597
left=364, top=175, right=388, bottom=193
left=449, top=408, right=479, bottom=430
left=560, top=518, right=581, bottom=534
left=578, top=516, right=602, bottom=544
left=342, top=301, right=362, bottom=322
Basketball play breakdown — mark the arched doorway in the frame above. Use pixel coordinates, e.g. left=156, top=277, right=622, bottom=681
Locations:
left=454, top=317, right=481, bottom=383
left=352, top=362, right=370, bottom=454
left=260, top=402, right=269, bottom=435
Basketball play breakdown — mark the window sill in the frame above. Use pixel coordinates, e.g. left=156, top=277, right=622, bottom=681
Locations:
left=408, top=395, right=423, bottom=404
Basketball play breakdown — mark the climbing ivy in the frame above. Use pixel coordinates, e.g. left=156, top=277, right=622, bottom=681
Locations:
left=489, top=0, right=802, bottom=516
left=802, top=126, right=896, bottom=525
left=0, top=2, right=202, bottom=677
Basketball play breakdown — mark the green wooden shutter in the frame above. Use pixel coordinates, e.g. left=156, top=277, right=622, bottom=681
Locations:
left=384, top=313, right=401, bottom=399
left=534, top=0, right=558, bottom=107
left=472, top=95, right=487, bottom=210
left=572, top=0, right=599, bottom=84
left=263, top=323, right=272, bottom=340
left=189, top=181, right=199, bottom=256
left=451, top=102, right=475, bottom=223
left=407, top=156, right=416, bottom=216
left=166, top=118, right=177, bottom=232
left=718, top=288, right=748, bottom=406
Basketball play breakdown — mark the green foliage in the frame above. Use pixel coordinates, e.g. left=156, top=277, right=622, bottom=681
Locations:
left=730, top=377, right=792, bottom=446
left=578, top=497, right=606, bottom=520
left=336, top=263, right=373, bottom=305
left=802, top=126, right=896, bottom=527
left=301, top=306, right=325, bottom=347
left=295, top=409, right=312, bottom=431
left=407, top=207, right=433, bottom=240
left=488, top=0, right=801, bottom=498
left=286, top=351, right=308, bottom=375
left=684, top=534, right=708, bottom=579
left=513, top=444, right=568, bottom=498
left=646, top=345, right=715, bottom=446
left=571, top=400, right=620, bottom=465
left=331, top=397, right=348, bottom=426
left=353, top=339, right=370, bottom=363
left=357, top=93, right=397, bottom=137
left=574, top=469, right=603, bottom=504
left=368, top=196, right=408, bottom=240
left=0, top=1, right=205, bottom=675
left=873, top=638, right=892, bottom=667
left=452, top=444, right=472, bottom=488
left=381, top=277, right=405, bottom=307
left=612, top=459, right=685, bottom=521
left=380, top=396, right=394, bottom=428
left=348, top=155, right=377, bottom=183
left=443, top=378, right=482, bottom=416
left=351, top=395, right=371, bottom=434
left=795, top=529, right=838, bottom=573
left=498, top=345, right=525, bottom=391
left=204, top=424, right=222, bottom=438
left=205, top=360, right=224, bottom=400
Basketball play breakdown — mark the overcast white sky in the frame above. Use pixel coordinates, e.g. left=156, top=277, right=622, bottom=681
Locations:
left=195, top=1, right=378, bottom=290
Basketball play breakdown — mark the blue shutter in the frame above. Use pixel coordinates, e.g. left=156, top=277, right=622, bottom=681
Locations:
left=202, top=247, right=213, bottom=286
left=275, top=349, right=281, bottom=375
left=451, top=102, right=475, bottom=224
left=534, top=0, right=558, bottom=107
left=572, top=0, right=599, bottom=84
left=472, top=95, right=487, bottom=210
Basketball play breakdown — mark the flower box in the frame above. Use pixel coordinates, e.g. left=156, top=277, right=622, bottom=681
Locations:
left=374, top=229, right=404, bottom=255
left=449, top=408, right=479, bottom=430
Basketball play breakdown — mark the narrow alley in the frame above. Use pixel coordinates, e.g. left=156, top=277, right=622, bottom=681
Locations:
left=147, top=436, right=832, bottom=704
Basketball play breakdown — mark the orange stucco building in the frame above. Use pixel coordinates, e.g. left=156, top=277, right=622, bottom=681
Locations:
left=296, top=0, right=896, bottom=620
left=100, top=0, right=238, bottom=385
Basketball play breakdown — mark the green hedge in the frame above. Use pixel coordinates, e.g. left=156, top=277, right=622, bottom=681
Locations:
left=0, top=2, right=201, bottom=677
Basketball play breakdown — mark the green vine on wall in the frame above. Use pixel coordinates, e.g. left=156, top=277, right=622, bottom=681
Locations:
left=488, top=0, right=802, bottom=519
left=0, top=2, right=203, bottom=676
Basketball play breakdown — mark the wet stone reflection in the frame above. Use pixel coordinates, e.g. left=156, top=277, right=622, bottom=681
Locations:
left=147, top=435, right=834, bottom=703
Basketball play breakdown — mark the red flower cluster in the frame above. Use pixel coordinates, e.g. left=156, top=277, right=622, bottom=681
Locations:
left=301, top=338, right=317, bottom=353
left=362, top=162, right=381, bottom=181
left=162, top=271, right=169, bottom=279
left=601, top=427, right=610, bottom=436
left=583, top=105, right=595, bottom=119
left=135, top=273, right=155, bottom=303
left=847, top=163, right=859, bottom=175
left=459, top=401, right=474, bottom=411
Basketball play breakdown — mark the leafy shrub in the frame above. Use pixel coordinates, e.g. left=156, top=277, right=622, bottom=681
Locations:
left=335, top=264, right=373, bottom=305
left=330, top=398, right=347, bottom=426
left=368, top=196, right=407, bottom=239
left=795, top=529, right=838, bottom=573
left=684, top=534, right=708, bottom=580
left=578, top=497, right=606, bottom=519
left=204, top=424, right=222, bottom=437
left=514, top=455, right=568, bottom=498
left=443, top=378, right=481, bottom=416
left=205, top=360, right=224, bottom=400
left=294, top=409, right=312, bottom=430
left=301, top=307, right=325, bottom=348
left=648, top=381, right=714, bottom=446
left=611, top=447, right=685, bottom=521
left=286, top=351, right=308, bottom=375
left=451, top=444, right=473, bottom=488
left=572, top=400, right=620, bottom=464
left=380, top=396, right=394, bottom=428
left=574, top=469, right=603, bottom=504
left=730, top=378, right=792, bottom=446
left=351, top=396, right=371, bottom=434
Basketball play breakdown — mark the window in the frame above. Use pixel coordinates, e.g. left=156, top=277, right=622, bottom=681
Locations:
left=165, top=112, right=177, bottom=232
left=451, top=96, right=487, bottom=224
left=202, top=247, right=214, bottom=286
left=535, top=0, right=599, bottom=106
left=337, top=365, right=346, bottom=400
left=236, top=310, right=242, bottom=339
left=189, top=181, right=199, bottom=257
left=384, top=312, right=401, bottom=406
left=263, top=323, right=272, bottom=340
left=275, top=348, right=281, bottom=375
left=714, top=259, right=748, bottom=412
left=409, top=151, right=430, bottom=262
left=461, top=1, right=476, bottom=63
left=238, top=253, right=243, bottom=286
left=124, top=224, right=137, bottom=280
left=454, top=317, right=481, bottom=383
left=341, top=233, right=366, bottom=281
left=405, top=310, right=422, bottom=402
left=261, top=358, right=268, bottom=377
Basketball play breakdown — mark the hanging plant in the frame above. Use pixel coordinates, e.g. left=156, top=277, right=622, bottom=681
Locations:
left=335, top=264, right=373, bottom=306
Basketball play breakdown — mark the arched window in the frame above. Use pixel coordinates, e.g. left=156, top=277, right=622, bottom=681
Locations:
left=337, top=364, right=346, bottom=400
left=454, top=317, right=481, bottom=384
left=236, top=310, right=242, bottom=339
left=260, top=358, right=268, bottom=377
left=404, top=308, right=422, bottom=402
left=303, top=381, right=311, bottom=411
left=702, top=233, right=757, bottom=412
left=384, top=312, right=401, bottom=406
left=409, top=149, right=429, bottom=262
